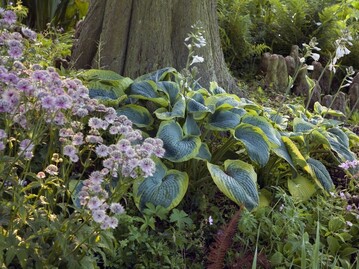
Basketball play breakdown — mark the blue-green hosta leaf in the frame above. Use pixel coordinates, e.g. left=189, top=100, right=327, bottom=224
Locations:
left=127, top=81, right=169, bottom=107
left=327, top=136, right=356, bottom=162
left=207, top=160, right=259, bottom=210
left=187, top=92, right=212, bottom=120
left=79, top=69, right=128, bottom=81
left=293, top=118, right=315, bottom=133
left=89, top=87, right=128, bottom=106
left=183, top=114, right=201, bottom=136
left=156, top=81, right=180, bottom=105
left=307, top=129, right=330, bottom=148
left=195, top=143, right=212, bottom=161
left=206, top=94, right=242, bottom=110
left=234, top=123, right=270, bottom=167
left=272, top=131, right=296, bottom=171
left=69, top=180, right=84, bottom=208
left=241, top=115, right=281, bottom=146
left=307, top=158, right=334, bottom=191
left=134, top=67, right=178, bottom=82
left=154, top=96, right=185, bottom=120
left=209, top=81, right=226, bottom=94
left=327, top=128, right=349, bottom=148
left=207, top=109, right=242, bottom=131
left=157, top=120, right=201, bottom=162
left=116, top=104, right=154, bottom=128
left=133, top=160, right=188, bottom=211
left=288, top=175, right=316, bottom=202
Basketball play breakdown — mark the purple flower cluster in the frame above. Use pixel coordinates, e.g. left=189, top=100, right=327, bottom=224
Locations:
left=78, top=170, right=125, bottom=229
left=0, top=9, right=36, bottom=61
left=0, top=8, right=166, bottom=230
left=339, top=160, right=359, bottom=170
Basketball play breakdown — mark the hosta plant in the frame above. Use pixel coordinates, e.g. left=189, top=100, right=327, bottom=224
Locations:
left=78, top=65, right=359, bottom=213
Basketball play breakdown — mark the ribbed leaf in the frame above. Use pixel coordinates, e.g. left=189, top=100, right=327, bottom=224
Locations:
left=272, top=131, right=296, bottom=170
left=183, top=114, right=201, bottom=136
left=326, top=135, right=356, bottom=162
left=195, top=143, right=212, bottom=161
left=79, top=69, right=127, bottom=81
left=307, top=158, right=334, bottom=191
left=293, top=118, right=315, bottom=133
left=234, top=123, right=270, bottom=167
left=154, top=96, right=185, bottom=120
left=133, top=160, right=188, bottom=211
left=282, top=136, right=313, bottom=176
left=156, top=81, right=180, bottom=104
left=206, top=94, right=242, bottom=110
left=327, top=128, right=349, bottom=148
left=207, top=109, right=242, bottom=131
left=134, top=67, right=178, bottom=82
left=116, top=104, right=154, bottom=128
left=157, top=120, right=201, bottom=162
left=207, top=160, right=258, bottom=210
left=242, top=115, right=281, bottom=145
left=187, top=91, right=212, bottom=120
left=128, top=81, right=168, bottom=107
left=288, top=176, right=316, bottom=202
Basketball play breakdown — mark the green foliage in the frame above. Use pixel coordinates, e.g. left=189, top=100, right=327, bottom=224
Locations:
left=85, top=67, right=359, bottom=213
left=218, top=0, right=359, bottom=73
left=233, top=189, right=359, bottom=268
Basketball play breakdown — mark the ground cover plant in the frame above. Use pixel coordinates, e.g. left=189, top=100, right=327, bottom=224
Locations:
left=0, top=3, right=358, bottom=269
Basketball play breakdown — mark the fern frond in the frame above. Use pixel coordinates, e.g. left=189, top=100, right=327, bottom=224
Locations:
left=207, top=207, right=243, bottom=269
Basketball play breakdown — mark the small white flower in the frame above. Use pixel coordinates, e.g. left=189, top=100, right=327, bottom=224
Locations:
left=311, top=53, right=320, bottom=61
left=208, top=216, right=213, bottom=225
left=190, top=55, right=204, bottom=66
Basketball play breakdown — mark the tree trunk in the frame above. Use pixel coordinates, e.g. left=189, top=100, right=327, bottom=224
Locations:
left=72, top=0, right=241, bottom=95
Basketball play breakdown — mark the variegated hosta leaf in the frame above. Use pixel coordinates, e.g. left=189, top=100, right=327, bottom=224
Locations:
left=154, top=96, right=185, bottom=120
left=207, top=109, right=242, bottom=131
left=288, top=175, right=316, bottom=202
left=307, top=158, right=334, bottom=191
left=293, top=118, right=315, bottom=133
left=157, top=120, right=201, bottom=162
left=234, top=123, right=270, bottom=167
left=326, top=134, right=356, bottom=162
left=313, top=102, right=345, bottom=117
left=282, top=136, right=314, bottom=177
left=206, top=94, right=242, bottom=110
left=133, top=160, right=188, bottom=211
left=195, top=143, right=212, bottom=161
left=156, top=81, right=180, bottom=105
left=272, top=131, right=296, bottom=171
left=134, top=67, right=178, bottom=82
left=187, top=92, right=212, bottom=120
left=207, top=160, right=259, bottom=210
left=183, top=114, right=201, bottom=136
left=79, top=69, right=130, bottom=81
left=327, top=128, right=349, bottom=148
left=209, top=81, right=226, bottom=94
left=127, top=81, right=169, bottom=107
left=241, top=115, right=281, bottom=146
left=307, top=129, right=330, bottom=148
left=116, top=104, right=154, bottom=128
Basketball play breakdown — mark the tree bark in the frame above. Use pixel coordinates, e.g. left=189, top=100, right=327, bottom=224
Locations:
left=72, top=0, right=241, bottom=95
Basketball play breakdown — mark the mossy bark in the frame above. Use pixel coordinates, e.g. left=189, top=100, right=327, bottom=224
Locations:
left=72, top=0, right=240, bottom=94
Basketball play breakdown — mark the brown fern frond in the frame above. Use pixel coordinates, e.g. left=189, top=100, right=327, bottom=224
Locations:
left=206, top=206, right=243, bottom=269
